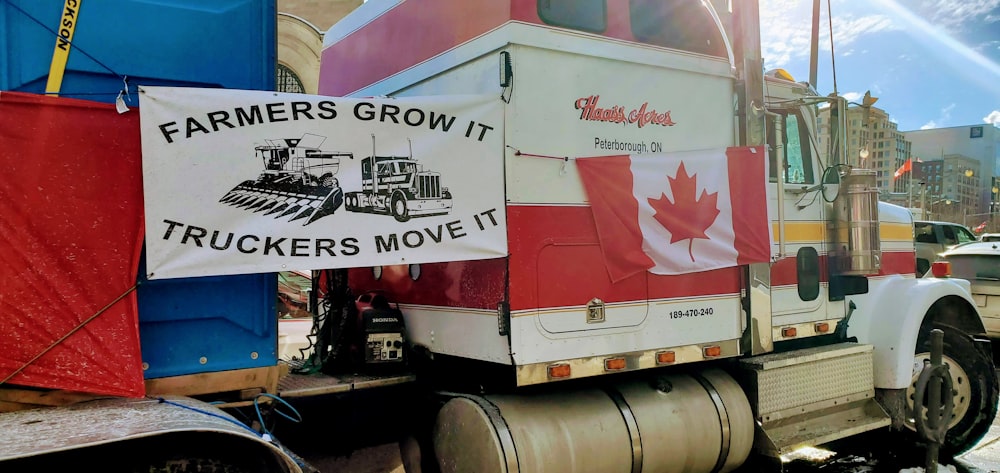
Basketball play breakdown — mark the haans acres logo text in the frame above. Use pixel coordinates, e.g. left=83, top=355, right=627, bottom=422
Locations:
left=574, top=95, right=676, bottom=128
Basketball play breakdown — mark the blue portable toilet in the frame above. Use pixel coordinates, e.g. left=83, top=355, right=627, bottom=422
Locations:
left=1, top=0, right=275, bottom=98
left=1, top=0, right=281, bottom=378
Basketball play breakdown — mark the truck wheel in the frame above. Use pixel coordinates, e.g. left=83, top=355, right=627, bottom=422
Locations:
left=392, top=192, right=410, bottom=222
left=906, top=327, right=998, bottom=456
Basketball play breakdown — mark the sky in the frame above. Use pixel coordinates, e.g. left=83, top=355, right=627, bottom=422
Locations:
left=758, top=0, right=1000, bottom=132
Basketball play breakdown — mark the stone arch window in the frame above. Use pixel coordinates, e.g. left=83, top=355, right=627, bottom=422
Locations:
left=277, top=64, right=305, bottom=94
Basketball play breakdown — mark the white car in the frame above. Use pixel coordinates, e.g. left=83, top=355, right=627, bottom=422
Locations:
left=980, top=233, right=1000, bottom=242
left=929, top=241, right=1000, bottom=338
left=914, top=220, right=977, bottom=276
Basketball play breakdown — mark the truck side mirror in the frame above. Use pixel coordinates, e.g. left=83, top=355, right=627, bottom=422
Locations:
left=821, top=165, right=842, bottom=202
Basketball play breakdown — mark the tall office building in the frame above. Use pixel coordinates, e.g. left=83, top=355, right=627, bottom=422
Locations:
left=816, top=105, right=912, bottom=194
left=905, top=125, right=1000, bottom=217
left=914, top=154, right=983, bottom=222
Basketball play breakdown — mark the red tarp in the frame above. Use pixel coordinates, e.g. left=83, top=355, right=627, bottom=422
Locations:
left=0, top=92, right=145, bottom=397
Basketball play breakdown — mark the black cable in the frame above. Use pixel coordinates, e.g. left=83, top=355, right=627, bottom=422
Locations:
left=6, top=1, right=124, bottom=80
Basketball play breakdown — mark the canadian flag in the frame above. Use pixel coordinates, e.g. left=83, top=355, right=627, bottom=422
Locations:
left=893, top=159, right=913, bottom=180
left=576, top=146, right=773, bottom=282
left=893, top=157, right=922, bottom=180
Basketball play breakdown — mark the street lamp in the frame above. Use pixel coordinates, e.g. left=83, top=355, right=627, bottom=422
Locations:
left=851, top=91, right=878, bottom=167
left=928, top=198, right=952, bottom=221
left=915, top=181, right=927, bottom=219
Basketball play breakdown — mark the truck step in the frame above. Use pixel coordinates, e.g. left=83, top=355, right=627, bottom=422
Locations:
left=737, top=342, right=890, bottom=456
left=277, top=371, right=416, bottom=398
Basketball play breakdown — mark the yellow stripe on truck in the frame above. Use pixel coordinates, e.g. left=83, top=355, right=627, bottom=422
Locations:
left=773, top=221, right=826, bottom=243
left=772, top=221, right=913, bottom=244
left=45, top=0, right=82, bottom=95
left=879, top=222, right=913, bottom=241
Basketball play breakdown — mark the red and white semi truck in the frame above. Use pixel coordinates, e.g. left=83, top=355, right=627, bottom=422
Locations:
left=2, top=1, right=995, bottom=472
left=317, top=0, right=999, bottom=471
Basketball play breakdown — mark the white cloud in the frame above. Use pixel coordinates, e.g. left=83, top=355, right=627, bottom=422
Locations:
left=842, top=91, right=863, bottom=102
left=977, top=40, right=1000, bottom=53
left=831, top=14, right=895, bottom=45
left=909, top=0, right=1000, bottom=31
left=920, top=103, right=957, bottom=129
left=759, top=0, right=897, bottom=68
left=985, top=110, right=1000, bottom=126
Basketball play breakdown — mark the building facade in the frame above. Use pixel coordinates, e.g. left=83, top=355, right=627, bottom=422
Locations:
left=914, top=154, right=983, bottom=222
left=276, top=0, right=363, bottom=94
left=816, top=105, right=912, bottom=194
left=904, top=125, right=1000, bottom=219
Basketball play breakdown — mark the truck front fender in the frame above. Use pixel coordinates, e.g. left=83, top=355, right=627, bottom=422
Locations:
left=847, top=275, right=981, bottom=389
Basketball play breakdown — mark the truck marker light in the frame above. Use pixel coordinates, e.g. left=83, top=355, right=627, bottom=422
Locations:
left=768, top=68, right=796, bottom=82
left=655, top=351, right=675, bottom=365
left=814, top=322, right=830, bottom=334
left=548, top=363, right=571, bottom=379
left=781, top=327, right=797, bottom=338
left=931, top=261, right=952, bottom=278
left=703, top=346, right=722, bottom=358
left=604, top=357, right=626, bottom=371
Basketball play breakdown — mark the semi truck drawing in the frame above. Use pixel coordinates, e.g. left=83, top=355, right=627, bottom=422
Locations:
left=219, top=133, right=353, bottom=226
left=344, top=138, right=452, bottom=222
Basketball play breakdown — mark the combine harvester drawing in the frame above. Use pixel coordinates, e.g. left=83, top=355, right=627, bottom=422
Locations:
left=219, top=133, right=353, bottom=226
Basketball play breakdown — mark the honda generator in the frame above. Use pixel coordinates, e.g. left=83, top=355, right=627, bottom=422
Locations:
left=361, top=307, right=406, bottom=364
left=355, top=291, right=406, bottom=366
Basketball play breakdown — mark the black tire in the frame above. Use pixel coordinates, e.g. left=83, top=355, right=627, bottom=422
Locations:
left=345, top=193, right=360, bottom=212
left=907, top=328, right=999, bottom=456
left=391, top=192, right=410, bottom=222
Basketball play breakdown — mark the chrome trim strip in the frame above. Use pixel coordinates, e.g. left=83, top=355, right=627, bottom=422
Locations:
left=771, top=318, right=844, bottom=341
left=514, top=339, right=741, bottom=386
left=747, top=262, right=773, bottom=355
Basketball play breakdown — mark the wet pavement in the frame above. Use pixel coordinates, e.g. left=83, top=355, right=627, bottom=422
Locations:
left=956, top=417, right=1000, bottom=473
left=777, top=374, right=1000, bottom=473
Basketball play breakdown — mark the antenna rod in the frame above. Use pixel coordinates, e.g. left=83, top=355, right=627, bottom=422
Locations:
left=827, top=0, right=838, bottom=95
left=809, top=0, right=820, bottom=89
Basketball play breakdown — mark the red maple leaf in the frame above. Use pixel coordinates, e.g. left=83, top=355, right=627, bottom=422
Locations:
left=647, top=162, right=720, bottom=262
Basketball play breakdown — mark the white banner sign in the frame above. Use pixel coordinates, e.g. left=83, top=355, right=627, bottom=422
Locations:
left=139, top=87, right=506, bottom=279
